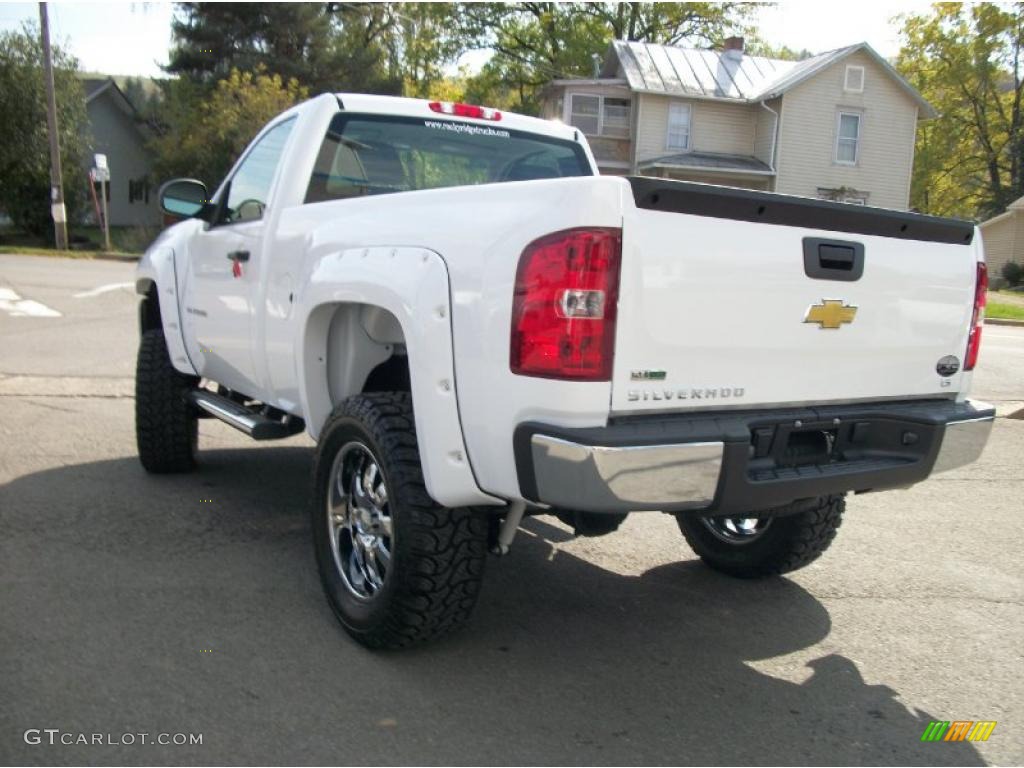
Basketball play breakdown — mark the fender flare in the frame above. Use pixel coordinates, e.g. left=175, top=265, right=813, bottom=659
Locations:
left=135, top=245, right=196, bottom=376
left=297, top=246, right=502, bottom=508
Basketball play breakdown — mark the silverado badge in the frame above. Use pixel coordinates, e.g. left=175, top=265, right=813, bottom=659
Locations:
left=804, top=299, right=857, bottom=329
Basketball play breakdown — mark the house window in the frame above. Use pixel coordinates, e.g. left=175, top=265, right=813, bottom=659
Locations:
left=666, top=102, right=692, bottom=151
left=569, top=94, right=600, bottom=135
left=128, top=177, right=151, bottom=204
left=567, top=94, right=631, bottom=138
left=601, top=98, right=630, bottom=138
left=844, top=65, right=865, bottom=93
left=835, top=111, right=861, bottom=165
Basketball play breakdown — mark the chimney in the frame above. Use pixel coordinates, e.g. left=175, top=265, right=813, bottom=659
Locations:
left=591, top=52, right=602, bottom=79
left=722, top=36, right=744, bottom=56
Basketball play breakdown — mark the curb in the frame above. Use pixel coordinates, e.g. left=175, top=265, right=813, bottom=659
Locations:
left=92, top=253, right=140, bottom=263
left=985, top=318, right=1024, bottom=327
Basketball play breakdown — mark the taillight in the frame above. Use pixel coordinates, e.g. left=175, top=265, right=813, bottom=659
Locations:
left=510, top=227, right=622, bottom=380
left=428, top=101, right=502, bottom=121
left=965, top=261, right=987, bottom=370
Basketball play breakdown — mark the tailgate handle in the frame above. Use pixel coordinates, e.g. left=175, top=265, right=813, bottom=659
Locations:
left=803, top=237, right=864, bottom=282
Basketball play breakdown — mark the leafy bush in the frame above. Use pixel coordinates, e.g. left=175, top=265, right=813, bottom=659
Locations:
left=1002, top=261, right=1023, bottom=287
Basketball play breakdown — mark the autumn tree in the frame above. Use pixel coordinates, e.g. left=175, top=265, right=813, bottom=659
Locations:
left=151, top=68, right=308, bottom=189
left=0, top=24, right=89, bottom=239
left=743, top=40, right=814, bottom=61
left=897, top=2, right=1024, bottom=218
left=458, top=2, right=754, bottom=113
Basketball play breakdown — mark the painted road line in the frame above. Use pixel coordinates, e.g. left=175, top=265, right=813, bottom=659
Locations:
left=0, top=286, right=61, bottom=317
left=73, top=281, right=134, bottom=299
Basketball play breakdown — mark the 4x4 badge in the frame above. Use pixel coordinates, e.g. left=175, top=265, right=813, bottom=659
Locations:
left=804, top=299, right=857, bottom=329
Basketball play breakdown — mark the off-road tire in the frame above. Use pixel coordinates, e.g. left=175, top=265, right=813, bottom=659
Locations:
left=311, top=392, right=488, bottom=649
left=677, top=495, right=845, bottom=578
left=135, top=329, right=199, bottom=473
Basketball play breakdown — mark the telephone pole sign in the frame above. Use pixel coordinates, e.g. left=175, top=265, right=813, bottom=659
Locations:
left=92, top=154, right=111, bottom=251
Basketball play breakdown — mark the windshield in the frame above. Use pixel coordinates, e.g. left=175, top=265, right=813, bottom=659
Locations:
left=305, top=113, right=591, bottom=203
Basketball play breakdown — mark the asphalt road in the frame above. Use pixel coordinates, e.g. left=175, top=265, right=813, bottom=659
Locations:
left=1, top=253, right=1022, bottom=766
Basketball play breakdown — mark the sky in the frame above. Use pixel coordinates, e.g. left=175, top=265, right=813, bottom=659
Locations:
left=0, top=0, right=934, bottom=79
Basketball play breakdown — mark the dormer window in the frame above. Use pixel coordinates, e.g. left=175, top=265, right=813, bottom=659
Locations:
left=844, top=65, right=865, bottom=93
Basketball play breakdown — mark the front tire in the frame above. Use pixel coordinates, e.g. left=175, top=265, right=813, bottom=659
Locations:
left=677, top=495, right=845, bottom=578
left=135, top=329, right=198, bottom=473
left=311, top=392, right=488, bottom=649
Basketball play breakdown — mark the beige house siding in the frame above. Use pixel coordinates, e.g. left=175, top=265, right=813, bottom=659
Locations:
left=634, top=93, right=668, bottom=160
left=587, top=136, right=632, bottom=165
left=753, top=97, right=781, bottom=169
left=634, top=93, right=758, bottom=163
left=981, top=213, right=1023, bottom=283
left=671, top=173, right=771, bottom=190
left=773, top=50, right=918, bottom=210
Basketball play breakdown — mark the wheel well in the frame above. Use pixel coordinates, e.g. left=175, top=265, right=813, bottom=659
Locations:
left=304, top=302, right=410, bottom=437
left=363, top=353, right=411, bottom=393
left=139, top=282, right=161, bottom=333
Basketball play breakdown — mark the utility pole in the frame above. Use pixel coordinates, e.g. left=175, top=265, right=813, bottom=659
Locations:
left=39, top=2, right=68, bottom=250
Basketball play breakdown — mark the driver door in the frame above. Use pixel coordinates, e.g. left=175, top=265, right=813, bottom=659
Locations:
left=181, top=118, right=295, bottom=396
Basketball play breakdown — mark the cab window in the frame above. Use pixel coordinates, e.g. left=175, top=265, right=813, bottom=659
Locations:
left=305, top=113, right=591, bottom=204
left=220, top=117, right=295, bottom=224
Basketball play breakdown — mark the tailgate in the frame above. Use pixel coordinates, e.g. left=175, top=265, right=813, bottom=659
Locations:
left=612, top=179, right=979, bottom=415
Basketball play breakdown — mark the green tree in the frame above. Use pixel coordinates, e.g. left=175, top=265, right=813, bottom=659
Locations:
left=458, top=2, right=754, bottom=113
left=151, top=68, right=308, bottom=189
left=0, top=23, right=89, bottom=239
left=153, top=2, right=466, bottom=189
left=743, top=40, right=814, bottom=61
left=897, top=2, right=1024, bottom=219
left=167, top=2, right=402, bottom=95
left=388, top=3, right=464, bottom=97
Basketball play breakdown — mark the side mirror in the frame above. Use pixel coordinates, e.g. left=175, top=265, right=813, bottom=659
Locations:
left=158, top=178, right=209, bottom=219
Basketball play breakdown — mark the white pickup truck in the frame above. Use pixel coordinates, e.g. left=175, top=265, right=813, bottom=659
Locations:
left=136, top=93, right=994, bottom=648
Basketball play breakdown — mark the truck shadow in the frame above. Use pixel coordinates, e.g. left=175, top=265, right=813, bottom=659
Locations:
left=1, top=446, right=987, bottom=766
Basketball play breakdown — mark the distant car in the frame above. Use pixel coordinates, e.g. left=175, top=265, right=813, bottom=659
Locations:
left=135, top=93, right=994, bottom=648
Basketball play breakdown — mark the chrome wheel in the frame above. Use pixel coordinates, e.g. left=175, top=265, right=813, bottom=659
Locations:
left=701, top=514, right=772, bottom=544
left=326, top=441, right=393, bottom=600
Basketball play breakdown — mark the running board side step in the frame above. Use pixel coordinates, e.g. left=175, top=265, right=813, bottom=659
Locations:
left=187, top=390, right=305, bottom=440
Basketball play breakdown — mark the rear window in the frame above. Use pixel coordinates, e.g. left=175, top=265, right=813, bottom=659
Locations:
left=305, top=113, right=591, bottom=204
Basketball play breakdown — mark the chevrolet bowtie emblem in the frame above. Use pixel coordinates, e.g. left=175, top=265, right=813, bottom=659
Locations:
left=804, top=299, right=857, bottom=329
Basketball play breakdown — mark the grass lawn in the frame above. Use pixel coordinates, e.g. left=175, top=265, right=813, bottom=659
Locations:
left=0, top=224, right=156, bottom=256
left=0, top=245, right=138, bottom=261
left=987, top=300, right=1024, bottom=321
left=990, top=289, right=1024, bottom=306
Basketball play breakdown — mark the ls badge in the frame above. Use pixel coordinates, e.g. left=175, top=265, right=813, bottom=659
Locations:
left=804, top=299, right=857, bottom=329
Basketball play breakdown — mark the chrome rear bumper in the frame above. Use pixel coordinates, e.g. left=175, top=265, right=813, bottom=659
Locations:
left=932, top=415, right=994, bottom=474
left=530, top=436, right=722, bottom=513
left=515, top=399, right=995, bottom=515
